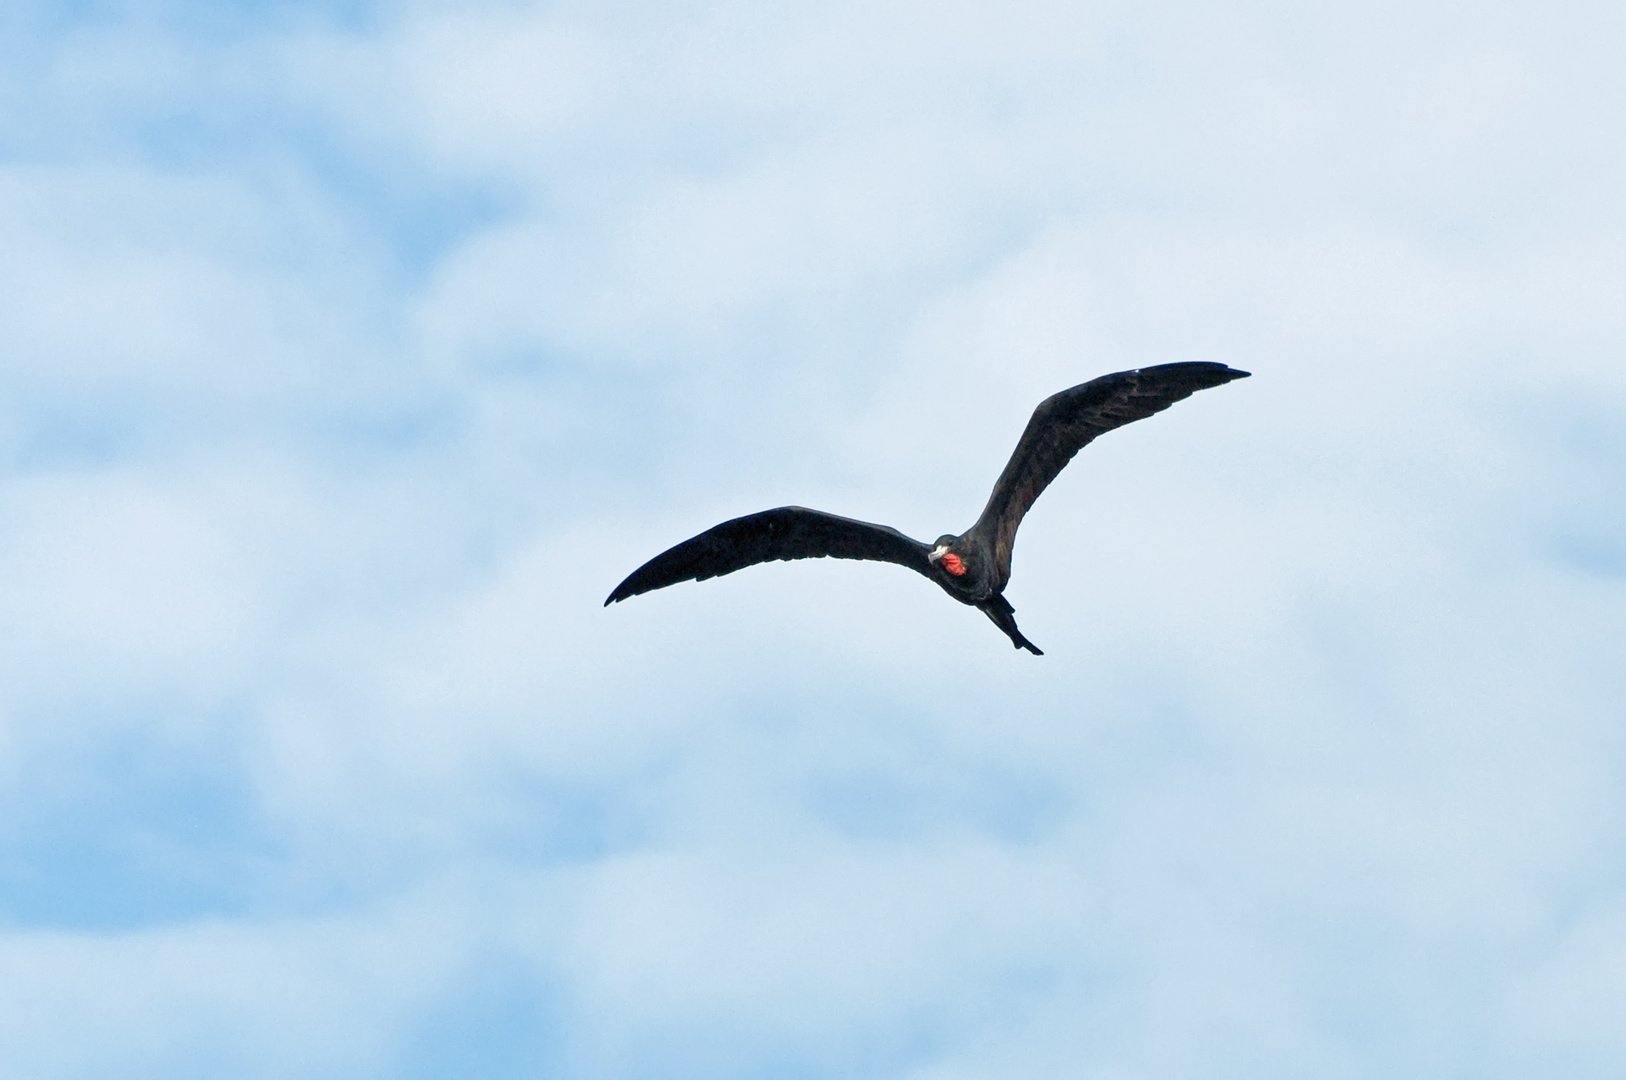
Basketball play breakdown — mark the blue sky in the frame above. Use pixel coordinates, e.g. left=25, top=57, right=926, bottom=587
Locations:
left=2, top=0, right=1624, bottom=1076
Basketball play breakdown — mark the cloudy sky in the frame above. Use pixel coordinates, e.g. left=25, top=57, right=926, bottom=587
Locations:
left=2, top=0, right=1623, bottom=1076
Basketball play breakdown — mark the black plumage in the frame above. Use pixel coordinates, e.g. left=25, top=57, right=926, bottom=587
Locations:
left=606, top=361, right=1250, bottom=654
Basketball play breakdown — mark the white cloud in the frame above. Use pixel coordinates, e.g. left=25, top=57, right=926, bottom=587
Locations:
left=0, top=0, right=1622, bottom=1076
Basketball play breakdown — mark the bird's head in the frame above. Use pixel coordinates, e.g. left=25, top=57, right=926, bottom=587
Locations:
left=928, top=535, right=968, bottom=577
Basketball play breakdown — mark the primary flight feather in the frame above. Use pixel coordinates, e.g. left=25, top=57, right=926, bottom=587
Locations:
left=606, top=361, right=1250, bottom=655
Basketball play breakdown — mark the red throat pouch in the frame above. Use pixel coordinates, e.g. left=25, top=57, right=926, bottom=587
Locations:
left=940, top=552, right=966, bottom=576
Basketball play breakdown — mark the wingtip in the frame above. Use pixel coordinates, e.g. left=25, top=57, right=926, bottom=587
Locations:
left=605, top=574, right=639, bottom=606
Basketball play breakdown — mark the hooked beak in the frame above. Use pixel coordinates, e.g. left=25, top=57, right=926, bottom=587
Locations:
left=928, top=544, right=949, bottom=563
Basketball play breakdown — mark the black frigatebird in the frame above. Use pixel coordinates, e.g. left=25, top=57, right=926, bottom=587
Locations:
left=606, top=361, right=1249, bottom=655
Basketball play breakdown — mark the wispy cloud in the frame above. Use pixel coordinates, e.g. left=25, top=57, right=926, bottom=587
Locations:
left=1, top=1, right=1623, bottom=1076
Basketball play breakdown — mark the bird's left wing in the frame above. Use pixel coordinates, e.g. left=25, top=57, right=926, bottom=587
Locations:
left=605, top=506, right=933, bottom=605
left=968, top=362, right=1250, bottom=591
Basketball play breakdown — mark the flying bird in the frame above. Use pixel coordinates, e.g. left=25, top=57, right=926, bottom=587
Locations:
left=606, top=361, right=1249, bottom=655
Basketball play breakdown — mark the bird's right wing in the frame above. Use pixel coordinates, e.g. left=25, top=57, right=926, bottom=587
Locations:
left=969, top=362, right=1250, bottom=591
left=605, top=506, right=933, bottom=605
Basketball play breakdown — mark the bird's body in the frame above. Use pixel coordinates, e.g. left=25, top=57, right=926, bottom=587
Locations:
left=606, top=361, right=1250, bottom=654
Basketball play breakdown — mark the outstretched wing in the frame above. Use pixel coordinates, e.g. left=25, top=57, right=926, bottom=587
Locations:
left=605, top=506, right=933, bottom=605
left=968, top=362, right=1250, bottom=591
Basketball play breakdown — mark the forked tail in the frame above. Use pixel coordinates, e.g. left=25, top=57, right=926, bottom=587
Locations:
left=978, top=595, right=1043, bottom=656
